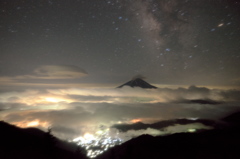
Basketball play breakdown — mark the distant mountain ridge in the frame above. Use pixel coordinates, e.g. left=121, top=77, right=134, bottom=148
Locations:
left=112, top=118, right=219, bottom=132
left=117, top=78, right=157, bottom=89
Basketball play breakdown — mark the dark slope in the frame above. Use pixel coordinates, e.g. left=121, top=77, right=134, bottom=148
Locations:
left=222, top=111, right=240, bottom=124
left=96, top=127, right=240, bottom=159
left=0, top=121, right=87, bottom=159
left=117, top=78, right=157, bottom=89
left=96, top=112, right=240, bottom=159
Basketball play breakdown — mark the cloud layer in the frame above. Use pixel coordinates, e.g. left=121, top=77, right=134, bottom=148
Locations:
left=0, top=85, right=240, bottom=140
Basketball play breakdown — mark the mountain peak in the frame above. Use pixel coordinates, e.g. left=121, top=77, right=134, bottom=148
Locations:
left=117, top=78, right=157, bottom=89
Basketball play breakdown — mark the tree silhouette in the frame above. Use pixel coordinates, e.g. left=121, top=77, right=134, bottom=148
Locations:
left=44, top=127, right=57, bottom=157
left=74, top=146, right=87, bottom=159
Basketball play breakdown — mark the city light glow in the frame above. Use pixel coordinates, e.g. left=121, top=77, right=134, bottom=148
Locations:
left=72, top=129, right=122, bottom=158
left=14, top=120, right=50, bottom=128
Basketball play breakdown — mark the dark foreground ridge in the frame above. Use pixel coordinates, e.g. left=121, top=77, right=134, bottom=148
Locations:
left=1, top=111, right=240, bottom=159
left=0, top=121, right=87, bottom=159
left=117, top=78, right=157, bottom=89
left=96, top=111, right=240, bottom=159
left=96, top=128, right=240, bottom=159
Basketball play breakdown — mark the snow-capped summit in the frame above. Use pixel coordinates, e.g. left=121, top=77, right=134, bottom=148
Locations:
left=117, top=78, right=157, bottom=89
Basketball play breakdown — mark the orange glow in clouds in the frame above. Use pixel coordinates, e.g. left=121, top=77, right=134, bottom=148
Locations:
left=27, top=120, right=39, bottom=127
left=14, top=119, right=50, bottom=128
left=43, top=96, right=74, bottom=103
left=18, top=95, right=74, bottom=105
left=131, top=119, right=142, bottom=123
left=45, top=97, right=62, bottom=103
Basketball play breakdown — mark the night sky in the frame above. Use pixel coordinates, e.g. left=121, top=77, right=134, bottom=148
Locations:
left=1, top=0, right=240, bottom=155
left=1, top=0, right=240, bottom=88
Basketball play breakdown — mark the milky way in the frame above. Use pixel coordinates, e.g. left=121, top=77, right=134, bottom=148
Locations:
left=0, top=0, right=240, bottom=87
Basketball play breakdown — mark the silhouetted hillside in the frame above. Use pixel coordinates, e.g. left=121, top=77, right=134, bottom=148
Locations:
left=2, top=111, right=240, bottom=159
left=222, top=111, right=240, bottom=124
left=96, top=112, right=240, bottom=159
left=0, top=121, right=87, bottom=159
left=117, top=78, right=157, bottom=88
left=96, top=127, right=240, bottom=159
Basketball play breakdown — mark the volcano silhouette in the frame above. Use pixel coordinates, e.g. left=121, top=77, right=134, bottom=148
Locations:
left=117, top=78, right=157, bottom=89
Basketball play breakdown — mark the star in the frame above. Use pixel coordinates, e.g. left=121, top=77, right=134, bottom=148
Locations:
left=218, top=23, right=224, bottom=27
